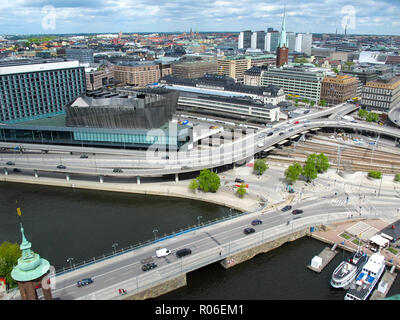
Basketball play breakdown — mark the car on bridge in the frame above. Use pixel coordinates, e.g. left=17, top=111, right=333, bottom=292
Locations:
left=113, top=168, right=123, bottom=173
left=142, top=262, right=157, bottom=271
left=251, top=219, right=262, bottom=226
left=292, top=209, right=303, bottom=215
left=281, top=205, right=292, bottom=212
left=80, top=154, right=89, bottom=159
left=279, top=132, right=285, bottom=136
left=267, top=132, right=273, bottom=136
left=57, top=165, right=66, bottom=169
left=294, top=121, right=299, bottom=124
left=243, top=227, right=255, bottom=235
left=176, top=248, right=192, bottom=258
left=77, top=278, right=93, bottom=287
left=156, top=248, right=171, bottom=258
left=6, top=161, right=15, bottom=166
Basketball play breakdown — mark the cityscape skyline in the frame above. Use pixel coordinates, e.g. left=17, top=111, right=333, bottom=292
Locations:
left=0, top=0, right=400, bottom=36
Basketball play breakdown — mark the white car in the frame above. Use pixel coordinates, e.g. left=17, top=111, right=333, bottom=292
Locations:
left=257, top=142, right=264, bottom=148
left=156, top=248, right=171, bottom=258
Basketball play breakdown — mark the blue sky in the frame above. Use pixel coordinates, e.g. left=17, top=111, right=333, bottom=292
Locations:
left=1, top=0, right=400, bottom=35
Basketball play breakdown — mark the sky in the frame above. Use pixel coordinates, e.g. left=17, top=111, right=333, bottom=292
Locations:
left=0, top=0, right=399, bottom=35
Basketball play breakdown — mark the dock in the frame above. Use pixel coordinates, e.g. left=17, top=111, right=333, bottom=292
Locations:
left=370, top=268, right=398, bottom=300
left=307, top=244, right=338, bottom=273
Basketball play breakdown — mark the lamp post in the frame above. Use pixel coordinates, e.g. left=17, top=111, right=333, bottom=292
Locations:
left=112, top=243, right=118, bottom=254
left=197, top=216, right=202, bottom=227
left=67, top=257, right=74, bottom=270
left=153, top=229, right=158, bottom=241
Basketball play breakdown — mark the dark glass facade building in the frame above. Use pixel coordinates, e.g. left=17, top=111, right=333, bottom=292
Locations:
left=0, top=59, right=86, bottom=124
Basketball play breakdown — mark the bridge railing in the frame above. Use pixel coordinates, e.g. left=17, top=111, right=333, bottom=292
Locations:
left=75, top=210, right=386, bottom=300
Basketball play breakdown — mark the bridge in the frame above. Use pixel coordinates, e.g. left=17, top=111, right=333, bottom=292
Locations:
left=6, top=180, right=400, bottom=300
left=388, top=105, right=400, bottom=128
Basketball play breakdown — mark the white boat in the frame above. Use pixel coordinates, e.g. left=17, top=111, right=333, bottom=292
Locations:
left=330, top=251, right=368, bottom=289
left=344, top=252, right=386, bottom=300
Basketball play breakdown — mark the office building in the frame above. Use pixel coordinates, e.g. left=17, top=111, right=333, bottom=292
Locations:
left=217, top=56, right=252, bottom=83
left=85, top=65, right=115, bottom=91
left=320, top=75, right=358, bottom=105
left=295, top=33, right=313, bottom=56
left=0, top=58, right=86, bottom=123
left=286, top=32, right=297, bottom=53
left=172, top=60, right=218, bottom=78
left=261, top=66, right=325, bottom=103
left=66, top=47, right=94, bottom=65
left=265, top=31, right=280, bottom=53
left=251, top=31, right=266, bottom=50
left=244, top=66, right=268, bottom=86
left=113, top=61, right=172, bottom=87
left=238, top=30, right=252, bottom=50
left=362, top=76, right=400, bottom=112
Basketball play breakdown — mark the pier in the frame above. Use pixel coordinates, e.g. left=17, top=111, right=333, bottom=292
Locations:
left=370, top=267, right=398, bottom=300
left=307, top=244, right=338, bottom=273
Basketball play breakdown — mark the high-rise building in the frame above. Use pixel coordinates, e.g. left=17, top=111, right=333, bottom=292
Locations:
left=238, top=30, right=252, bottom=50
left=66, top=47, right=94, bottom=65
left=251, top=31, right=266, bottom=50
left=320, top=75, right=358, bottom=105
left=295, top=33, right=313, bottom=56
left=172, top=60, right=218, bottom=78
left=276, top=8, right=289, bottom=67
left=286, top=32, right=297, bottom=53
left=0, top=59, right=86, bottom=123
left=265, top=31, right=280, bottom=53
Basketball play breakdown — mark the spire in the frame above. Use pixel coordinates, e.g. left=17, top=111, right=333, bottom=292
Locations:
left=279, top=5, right=288, bottom=48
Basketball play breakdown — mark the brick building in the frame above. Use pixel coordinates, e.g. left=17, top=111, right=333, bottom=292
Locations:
left=320, top=75, right=358, bottom=105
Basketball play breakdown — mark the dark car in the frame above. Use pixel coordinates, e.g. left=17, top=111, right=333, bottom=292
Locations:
left=142, top=262, right=157, bottom=271
left=113, top=168, right=123, bottom=173
left=251, top=219, right=262, bottom=226
left=13, top=168, right=21, bottom=172
left=243, top=227, right=255, bottom=235
left=279, top=132, right=284, bottom=136
left=80, top=154, right=88, bottom=159
left=176, top=248, right=192, bottom=258
left=289, top=128, right=294, bottom=132
left=57, top=165, right=66, bottom=169
left=6, top=161, right=15, bottom=166
left=77, top=278, right=93, bottom=287
left=235, top=178, right=245, bottom=183
left=267, top=132, right=273, bottom=136
left=281, top=205, right=292, bottom=212
left=292, top=209, right=303, bottom=215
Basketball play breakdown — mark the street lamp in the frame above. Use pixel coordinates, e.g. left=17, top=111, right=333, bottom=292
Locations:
left=112, top=243, right=118, bottom=254
left=153, top=229, right=158, bottom=241
left=197, top=216, right=202, bottom=227
left=67, top=257, right=74, bottom=270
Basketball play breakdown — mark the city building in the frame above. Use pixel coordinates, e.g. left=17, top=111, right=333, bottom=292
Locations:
left=295, top=33, right=313, bottom=56
left=238, top=30, right=252, bottom=50
left=217, top=56, right=252, bottom=83
left=0, top=58, right=86, bottom=123
left=320, top=74, right=358, bottom=105
left=85, top=65, right=115, bottom=91
left=113, top=61, right=172, bottom=87
left=261, top=65, right=325, bottom=103
left=362, top=76, right=400, bottom=112
left=171, top=60, right=218, bottom=78
left=244, top=66, right=268, bottom=86
left=66, top=47, right=94, bottom=65
left=286, top=32, right=297, bottom=53
left=159, top=74, right=285, bottom=105
left=276, top=8, right=289, bottom=67
left=265, top=31, right=280, bottom=53
left=251, top=31, right=266, bottom=50
left=247, top=54, right=276, bottom=67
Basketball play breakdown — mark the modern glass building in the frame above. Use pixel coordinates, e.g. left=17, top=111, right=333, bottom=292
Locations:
left=65, top=47, right=94, bottom=64
left=0, top=58, right=86, bottom=124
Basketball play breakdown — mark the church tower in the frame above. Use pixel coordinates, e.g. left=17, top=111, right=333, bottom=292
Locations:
left=276, top=6, right=289, bottom=67
left=11, top=223, right=53, bottom=300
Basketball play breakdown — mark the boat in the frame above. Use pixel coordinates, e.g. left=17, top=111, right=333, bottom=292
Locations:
left=344, top=252, right=386, bottom=300
left=330, top=250, right=369, bottom=289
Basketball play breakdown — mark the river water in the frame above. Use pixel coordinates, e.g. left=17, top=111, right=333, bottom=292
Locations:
left=1, top=182, right=399, bottom=300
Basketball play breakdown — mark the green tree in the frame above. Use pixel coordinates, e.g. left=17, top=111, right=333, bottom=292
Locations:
left=368, top=171, right=382, bottom=179
left=254, top=159, right=269, bottom=176
left=366, top=112, right=380, bottom=123
left=236, top=184, right=247, bottom=198
left=310, top=100, right=315, bottom=107
left=196, top=169, right=221, bottom=193
left=319, top=99, right=327, bottom=107
left=316, top=153, right=330, bottom=173
left=189, top=179, right=199, bottom=193
left=302, top=159, right=318, bottom=182
left=0, top=241, right=21, bottom=289
left=395, top=173, right=400, bottom=182
left=358, top=109, right=368, bottom=119
left=285, top=162, right=303, bottom=184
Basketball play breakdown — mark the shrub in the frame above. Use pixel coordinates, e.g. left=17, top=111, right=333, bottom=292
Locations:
left=368, top=171, right=382, bottom=179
